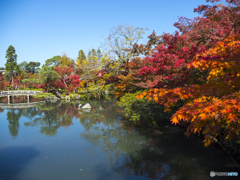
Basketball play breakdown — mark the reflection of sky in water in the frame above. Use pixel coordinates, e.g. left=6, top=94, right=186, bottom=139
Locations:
left=0, top=100, right=239, bottom=180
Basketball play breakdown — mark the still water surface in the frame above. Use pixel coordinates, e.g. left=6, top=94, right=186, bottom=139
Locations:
left=0, top=99, right=239, bottom=180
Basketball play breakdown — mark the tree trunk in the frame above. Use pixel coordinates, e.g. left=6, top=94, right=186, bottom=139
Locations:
left=49, top=84, right=63, bottom=98
left=63, top=78, right=68, bottom=87
left=11, top=74, right=14, bottom=88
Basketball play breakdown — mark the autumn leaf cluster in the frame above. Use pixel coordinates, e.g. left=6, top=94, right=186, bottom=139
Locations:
left=116, top=0, right=240, bottom=147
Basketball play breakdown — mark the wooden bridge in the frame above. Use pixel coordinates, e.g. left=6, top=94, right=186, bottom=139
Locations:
left=0, top=90, right=43, bottom=103
left=0, top=101, right=45, bottom=109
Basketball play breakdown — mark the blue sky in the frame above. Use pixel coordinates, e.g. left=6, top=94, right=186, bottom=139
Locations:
left=0, top=0, right=210, bottom=68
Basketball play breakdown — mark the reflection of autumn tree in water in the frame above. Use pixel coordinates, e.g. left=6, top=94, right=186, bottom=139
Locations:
left=3, top=99, right=237, bottom=179
left=24, top=101, right=81, bottom=135
left=80, top=116, right=172, bottom=178
left=79, top=100, right=172, bottom=179
left=79, top=99, right=123, bottom=131
left=57, top=102, right=81, bottom=128
left=6, top=107, right=42, bottom=138
left=80, top=116, right=173, bottom=179
left=118, top=119, right=238, bottom=180
left=0, top=96, right=44, bottom=103
left=3, top=100, right=81, bottom=137
left=0, top=97, right=8, bottom=103
left=20, top=107, right=42, bottom=119
left=24, top=102, right=60, bottom=136
left=4, top=107, right=39, bottom=137
left=0, top=108, right=4, bottom=113
left=80, top=100, right=138, bottom=162
left=79, top=100, right=233, bottom=180
left=7, top=109, right=21, bottom=137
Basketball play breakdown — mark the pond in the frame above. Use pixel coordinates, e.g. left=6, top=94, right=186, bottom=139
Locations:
left=0, top=99, right=239, bottom=180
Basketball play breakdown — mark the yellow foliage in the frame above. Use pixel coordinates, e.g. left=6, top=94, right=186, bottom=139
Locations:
left=60, top=54, right=72, bottom=67
left=76, top=57, right=87, bottom=69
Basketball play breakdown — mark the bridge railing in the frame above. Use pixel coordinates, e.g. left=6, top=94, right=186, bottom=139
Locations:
left=0, top=90, right=43, bottom=96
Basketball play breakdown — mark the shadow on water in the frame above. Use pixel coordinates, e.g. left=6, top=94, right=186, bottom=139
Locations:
left=94, top=164, right=120, bottom=180
left=0, top=146, right=40, bottom=180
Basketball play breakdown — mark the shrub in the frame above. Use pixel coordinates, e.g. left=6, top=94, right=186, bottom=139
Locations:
left=80, top=94, right=87, bottom=100
left=33, top=92, right=55, bottom=99
left=118, top=91, right=173, bottom=122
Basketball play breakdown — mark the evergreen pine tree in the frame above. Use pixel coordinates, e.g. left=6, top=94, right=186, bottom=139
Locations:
left=87, top=50, right=92, bottom=61
left=97, top=49, right=102, bottom=60
left=5, top=45, right=18, bottom=85
left=92, top=49, right=96, bottom=57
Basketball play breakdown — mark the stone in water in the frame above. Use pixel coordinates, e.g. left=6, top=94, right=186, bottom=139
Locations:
left=81, top=103, right=91, bottom=109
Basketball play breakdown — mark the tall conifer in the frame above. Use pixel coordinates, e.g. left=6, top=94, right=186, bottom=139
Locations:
left=5, top=45, right=18, bottom=85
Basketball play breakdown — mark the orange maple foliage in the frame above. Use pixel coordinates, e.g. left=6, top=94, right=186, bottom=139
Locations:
left=115, top=74, right=134, bottom=98
left=137, top=34, right=240, bottom=147
left=115, top=58, right=144, bottom=98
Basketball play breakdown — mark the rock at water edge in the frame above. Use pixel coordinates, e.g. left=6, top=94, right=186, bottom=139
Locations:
left=81, top=103, right=91, bottom=109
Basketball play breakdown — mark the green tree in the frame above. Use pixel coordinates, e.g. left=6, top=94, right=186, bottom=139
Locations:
left=97, top=49, right=102, bottom=60
left=87, top=50, right=92, bottom=61
left=80, top=48, right=101, bottom=81
left=35, top=66, right=60, bottom=92
left=7, top=109, right=21, bottom=138
left=0, top=67, right=5, bottom=70
left=26, top=61, right=41, bottom=74
left=5, top=45, right=18, bottom=85
left=3, top=71, right=11, bottom=82
left=44, top=55, right=61, bottom=67
left=22, top=66, right=61, bottom=94
left=18, top=61, right=28, bottom=72
left=92, top=49, right=96, bottom=57
left=87, top=49, right=98, bottom=62
left=25, top=103, right=60, bottom=136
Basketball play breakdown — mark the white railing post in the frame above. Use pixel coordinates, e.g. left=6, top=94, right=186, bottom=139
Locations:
left=0, top=90, right=42, bottom=98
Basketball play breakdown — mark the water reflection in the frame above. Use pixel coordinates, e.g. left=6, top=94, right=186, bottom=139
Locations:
left=0, top=96, right=44, bottom=104
left=1, top=99, right=239, bottom=179
left=0, top=146, right=40, bottom=180
left=3, top=107, right=41, bottom=138
left=77, top=102, right=196, bottom=179
left=24, top=101, right=81, bottom=136
left=7, top=109, right=21, bottom=137
left=79, top=107, right=173, bottom=179
left=78, top=101, right=239, bottom=180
